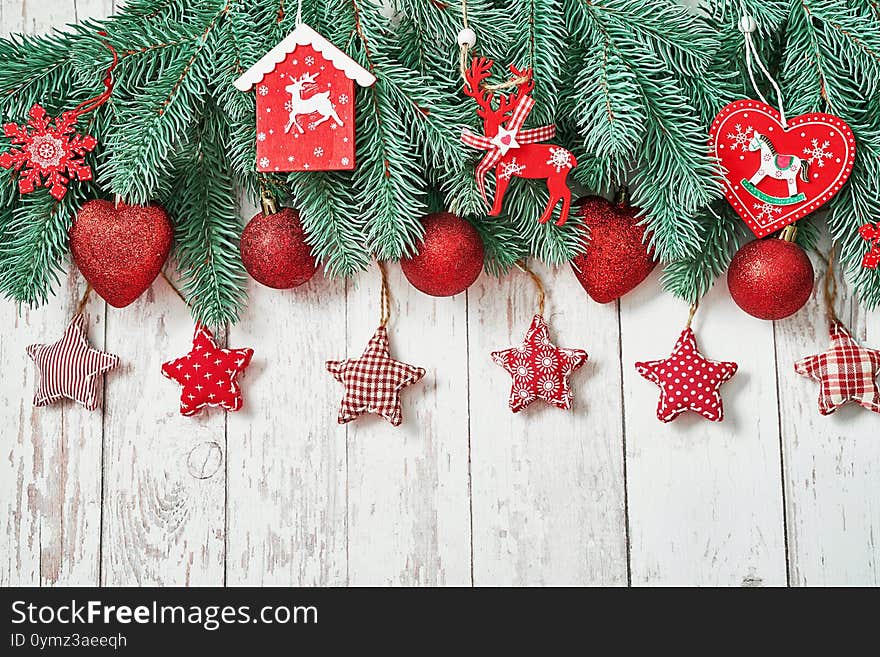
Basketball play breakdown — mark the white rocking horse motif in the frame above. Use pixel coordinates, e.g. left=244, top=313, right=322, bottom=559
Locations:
left=742, top=130, right=809, bottom=204
left=283, top=72, right=343, bottom=135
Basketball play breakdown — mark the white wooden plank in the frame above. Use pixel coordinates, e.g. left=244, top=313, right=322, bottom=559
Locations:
left=468, top=263, right=628, bottom=585
left=226, top=272, right=348, bottom=586
left=777, top=255, right=880, bottom=586
left=100, top=284, right=226, bottom=585
left=345, top=265, right=472, bottom=585
left=0, top=0, right=107, bottom=588
left=622, top=272, right=787, bottom=586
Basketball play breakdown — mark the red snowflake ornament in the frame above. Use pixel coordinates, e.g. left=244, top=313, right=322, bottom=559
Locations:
left=326, top=325, right=426, bottom=426
left=795, top=321, right=880, bottom=415
left=635, top=328, right=738, bottom=423
left=491, top=314, right=588, bottom=413
left=161, top=324, right=254, bottom=416
left=0, top=104, right=97, bottom=200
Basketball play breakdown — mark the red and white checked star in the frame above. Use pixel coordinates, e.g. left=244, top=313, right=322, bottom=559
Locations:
left=491, top=314, right=588, bottom=413
left=326, top=325, right=425, bottom=426
left=795, top=321, right=880, bottom=415
left=161, top=324, right=253, bottom=416
left=635, top=328, right=738, bottom=422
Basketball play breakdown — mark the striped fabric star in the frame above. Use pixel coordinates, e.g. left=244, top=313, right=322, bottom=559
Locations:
left=491, top=314, right=588, bottom=413
left=161, top=324, right=254, bottom=416
left=27, top=313, right=119, bottom=410
left=326, top=325, right=425, bottom=426
left=795, top=321, right=880, bottom=415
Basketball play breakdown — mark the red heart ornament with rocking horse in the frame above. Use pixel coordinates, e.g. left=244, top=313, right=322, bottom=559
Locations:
left=709, top=100, right=855, bottom=238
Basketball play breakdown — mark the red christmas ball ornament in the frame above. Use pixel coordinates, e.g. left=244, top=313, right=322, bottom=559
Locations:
left=727, top=232, right=814, bottom=320
left=401, top=212, right=484, bottom=297
left=570, top=190, right=657, bottom=303
left=240, top=207, right=317, bottom=289
left=70, top=200, right=173, bottom=308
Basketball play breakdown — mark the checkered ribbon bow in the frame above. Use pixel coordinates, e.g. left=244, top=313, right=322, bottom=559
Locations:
left=859, top=223, right=880, bottom=269
left=461, top=94, right=555, bottom=204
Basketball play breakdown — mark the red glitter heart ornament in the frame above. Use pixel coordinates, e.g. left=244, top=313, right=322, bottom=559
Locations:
left=70, top=200, right=173, bottom=308
left=709, top=100, right=855, bottom=237
left=570, top=195, right=657, bottom=303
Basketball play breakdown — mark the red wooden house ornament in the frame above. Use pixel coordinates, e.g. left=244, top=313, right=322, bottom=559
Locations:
left=233, top=23, right=376, bottom=172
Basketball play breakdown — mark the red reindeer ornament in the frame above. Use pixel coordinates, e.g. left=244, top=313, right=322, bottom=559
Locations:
left=461, top=58, right=576, bottom=226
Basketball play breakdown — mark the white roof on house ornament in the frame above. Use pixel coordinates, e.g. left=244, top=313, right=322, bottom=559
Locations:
left=233, top=22, right=376, bottom=91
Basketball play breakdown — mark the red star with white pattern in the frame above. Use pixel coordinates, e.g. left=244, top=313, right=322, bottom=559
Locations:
left=795, top=321, right=880, bottom=415
left=161, top=324, right=254, bottom=416
left=635, top=328, right=738, bottom=423
left=491, top=314, right=588, bottom=413
left=326, top=325, right=425, bottom=426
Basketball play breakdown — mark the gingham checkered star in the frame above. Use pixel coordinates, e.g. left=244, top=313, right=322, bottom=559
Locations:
left=635, top=328, right=738, bottom=422
left=491, top=314, right=588, bottom=413
left=795, top=321, right=880, bottom=415
left=161, top=324, right=254, bottom=416
left=326, top=326, right=426, bottom=426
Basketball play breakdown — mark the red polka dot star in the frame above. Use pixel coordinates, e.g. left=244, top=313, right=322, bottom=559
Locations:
left=491, top=314, right=588, bottom=413
left=162, top=325, right=254, bottom=416
left=635, top=328, right=738, bottom=423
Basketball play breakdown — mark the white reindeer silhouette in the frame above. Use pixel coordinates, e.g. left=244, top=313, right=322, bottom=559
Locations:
left=283, top=72, right=343, bottom=135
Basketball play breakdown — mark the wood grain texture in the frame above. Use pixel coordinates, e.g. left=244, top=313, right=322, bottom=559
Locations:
left=1, top=0, right=880, bottom=588
left=345, top=265, right=471, bottom=586
left=777, top=252, right=880, bottom=586
left=622, top=273, right=788, bottom=586
left=469, top=264, right=628, bottom=586
left=100, top=285, right=226, bottom=585
left=226, top=271, right=348, bottom=586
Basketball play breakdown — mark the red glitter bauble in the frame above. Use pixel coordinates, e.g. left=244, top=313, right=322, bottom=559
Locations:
left=240, top=208, right=317, bottom=289
left=70, top=200, right=173, bottom=308
left=728, top=238, right=814, bottom=320
left=570, top=195, right=657, bottom=303
left=401, top=212, right=484, bottom=297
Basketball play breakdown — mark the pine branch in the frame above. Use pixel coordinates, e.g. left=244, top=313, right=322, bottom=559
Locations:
left=163, top=102, right=247, bottom=328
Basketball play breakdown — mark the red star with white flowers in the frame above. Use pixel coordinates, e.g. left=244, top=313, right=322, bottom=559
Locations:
left=795, top=321, right=880, bottom=415
left=636, top=328, right=738, bottom=422
left=326, top=325, right=426, bottom=426
left=161, top=324, right=254, bottom=416
left=0, top=104, right=97, bottom=199
left=491, top=314, right=588, bottom=413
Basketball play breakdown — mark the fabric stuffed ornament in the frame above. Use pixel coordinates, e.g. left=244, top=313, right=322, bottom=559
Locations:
left=492, top=314, right=588, bottom=413
left=635, top=324, right=738, bottom=423
left=795, top=322, right=880, bottom=415
left=27, top=314, right=119, bottom=411
left=162, top=324, right=254, bottom=416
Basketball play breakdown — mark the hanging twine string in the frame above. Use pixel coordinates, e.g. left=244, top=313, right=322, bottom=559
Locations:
left=824, top=246, right=840, bottom=324
left=516, top=260, right=545, bottom=316
left=740, top=15, right=788, bottom=128
left=75, top=283, right=93, bottom=316
left=685, top=301, right=699, bottom=330
left=458, top=0, right=530, bottom=89
left=161, top=271, right=191, bottom=308
left=295, top=0, right=302, bottom=25
left=70, top=33, right=118, bottom=120
left=378, top=261, right=391, bottom=326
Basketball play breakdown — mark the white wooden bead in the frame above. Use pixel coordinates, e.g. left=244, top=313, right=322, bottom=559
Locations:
left=739, top=15, right=757, bottom=34
left=457, top=28, right=476, bottom=48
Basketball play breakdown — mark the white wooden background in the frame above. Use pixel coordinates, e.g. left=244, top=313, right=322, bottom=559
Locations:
left=1, top=0, right=878, bottom=587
